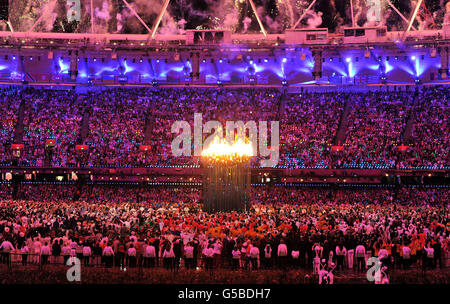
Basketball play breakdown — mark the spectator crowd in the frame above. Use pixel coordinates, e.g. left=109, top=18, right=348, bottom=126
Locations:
left=0, top=86, right=447, bottom=169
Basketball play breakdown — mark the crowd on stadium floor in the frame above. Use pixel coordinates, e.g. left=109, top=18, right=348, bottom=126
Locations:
left=0, top=185, right=448, bottom=273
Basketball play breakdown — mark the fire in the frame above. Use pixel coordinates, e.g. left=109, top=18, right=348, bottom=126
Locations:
left=201, top=136, right=253, bottom=160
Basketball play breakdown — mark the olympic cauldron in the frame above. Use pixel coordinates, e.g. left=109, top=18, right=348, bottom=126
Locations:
left=201, top=136, right=253, bottom=213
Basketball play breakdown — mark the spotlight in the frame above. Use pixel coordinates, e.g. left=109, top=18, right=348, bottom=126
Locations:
left=12, top=56, right=16, bottom=60
left=345, top=57, right=351, bottom=63
left=282, top=79, right=288, bottom=86
left=249, top=60, right=253, bottom=64
left=329, top=58, right=333, bottom=62
left=282, top=58, right=287, bottom=63
left=140, top=59, right=143, bottom=62
left=411, top=56, right=416, bottom=60
left=29, top=56, right=33, bottom=61
left=156, top=59, right=160, bottom=63
left=202, top=59, right=206, bottom=63
left=264, top=58, right=268, bottom=63
left=219, top=59, right=223, bottom=63
left=93, top=58, right=96, bottom=62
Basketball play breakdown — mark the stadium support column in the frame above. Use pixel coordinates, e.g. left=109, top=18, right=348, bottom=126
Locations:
left=191, top=52, right=200, bottom=81
left=69, top=50, right=78, bottom=81
left=439, top=46, right=449, bottom=79
left=312, top=49, right=323, bottom=81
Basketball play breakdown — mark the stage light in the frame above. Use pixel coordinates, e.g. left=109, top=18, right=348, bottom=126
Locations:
left=29, top=57, right=33, bottom=61
left=12, top=56, right=15, bottom=60
left=202, top=59, right=206, bottom=63
left=411, top=56, right=416, bottom=60
left=430, top=48, right=437, bottom=58
left=264, top=58, right=268, bottom=63
left=219, top=59, right=223, bottom=63
left=156, top=59, right=160, bottom=63
left=346, top=57, right=351, bottom=62
left=329, top=58, right=333, bottom=62
left=249, top=59, right=253, bottom=64
left=282, top=58, right=287, bottom=63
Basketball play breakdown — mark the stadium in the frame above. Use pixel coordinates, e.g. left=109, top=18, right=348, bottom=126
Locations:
left=0, top=0, right=448, bottom=287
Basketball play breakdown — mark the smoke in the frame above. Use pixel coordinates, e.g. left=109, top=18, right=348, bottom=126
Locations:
left=265, top=15, right=281, bottom=32
left=276, top=0, right=296, bottom=27
left=306, top=11, right=323, bottom=28
left=242, top=17, right=252, bottom=33
left=38, top=0, right=58, bottom=32
left=6, top=0, right=447, bottom=34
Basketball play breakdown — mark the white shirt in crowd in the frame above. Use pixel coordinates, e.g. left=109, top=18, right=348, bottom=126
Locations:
left=336, top=246, right=347, bottom=256
left=0, top=240, right=15, bottom=252
left=144, top=245, right=156, bottom=258
left=378, top=248, right=388, bottom=259
left=250, top=246, right=260, bottom=258
left=103, top=246, right=114, bottom=256
left=264, top=245, right=272, bottom=258
left=355, top=245, right=366, bottom=258
left=40, top=245, right=51, bottom=256
left=83, top=246, right=92, bottom=257
left=128, top=247, right=136, bottom=257
left=163, top=247, right=175, bottom=258
left=184, top=246, right=194, bottom=259
left=62, top=245, right=71, bottom=256
left=202, top=247, right=214, bottom=258
left=277, top=243, right=288, bottom=257
left=402, top=246, right=411, bottom=259
left=424, top=247, right=434, bottom=258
